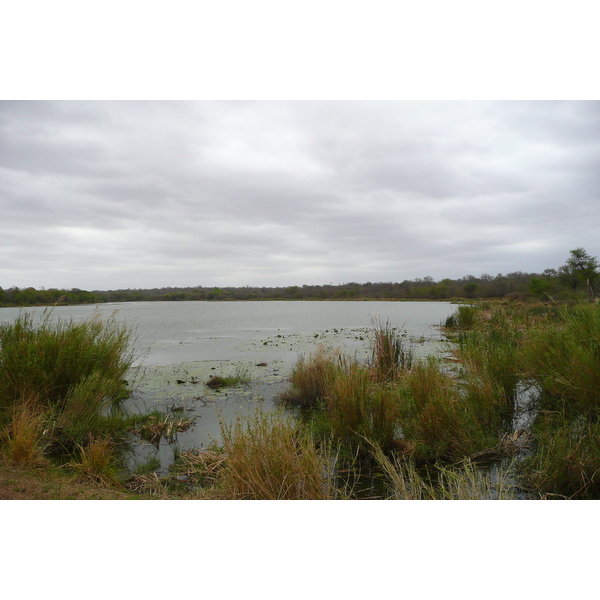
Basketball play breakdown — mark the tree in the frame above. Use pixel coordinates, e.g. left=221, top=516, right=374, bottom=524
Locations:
left=559, top=248, right=599, bottom=297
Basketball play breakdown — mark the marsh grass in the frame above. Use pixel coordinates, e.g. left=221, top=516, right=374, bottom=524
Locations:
left=207, top=365, right=252, bottom=389
left=324, top=363, right=402, bottom=455
left=372, top=443, right=516, bottom=499
left=275, top=346, right=342, bottom=408
left=0, top=311, right=135, bottom=448
left=519, top=415, right=600, bottom=499
left=398, top=358, right=495, bottom=461
left=521, top=303, right=600, bottom=414
left=135, top=411, right=195, bottom=446
left=369, top=318, right=413, bottom=382
left=67, top=434, right=122, bottom=487
left=1, top=396, right=49, bottom=467
left=214, top=407, right=339, bottom=499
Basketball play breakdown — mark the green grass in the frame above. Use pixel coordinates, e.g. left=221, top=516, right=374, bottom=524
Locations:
left=0, top=311, right=136, bottom=449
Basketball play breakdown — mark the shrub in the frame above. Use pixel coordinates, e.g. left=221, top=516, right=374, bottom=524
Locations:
left=0, top=311, right=135, bottom=445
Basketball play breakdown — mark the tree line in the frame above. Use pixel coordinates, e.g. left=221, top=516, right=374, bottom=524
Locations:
left=2, top=248, right=598, bottom=307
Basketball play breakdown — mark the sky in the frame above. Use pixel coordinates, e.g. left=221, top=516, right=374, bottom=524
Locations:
left=1, top=2, right=599, bottom=292
left=2, top=100, right=599, bottom=290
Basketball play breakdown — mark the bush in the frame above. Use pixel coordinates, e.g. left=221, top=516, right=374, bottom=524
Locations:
left=0, top=311, right=135, bottom=445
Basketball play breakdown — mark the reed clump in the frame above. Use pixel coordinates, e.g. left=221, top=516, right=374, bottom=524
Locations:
left=371, top=442, right=516, bottom=499
left=519, top=415, right=600, bottom=499
left=521, top=303, right=600, bottom=415
left=369, top=318, right=414, bottom=382
left=275, top=346, right=343, bottom=408
left=0, top=311, right=136, bottom=449
left=1, top=396, right=49, bottom=467
left=67, top=434, right=122, bottom=487
left=398, top=358, right=496, bottom=461
left=212, top=408, right=339, bottom=499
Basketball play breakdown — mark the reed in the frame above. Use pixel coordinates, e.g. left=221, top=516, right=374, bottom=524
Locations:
left=1, top=396, right=49, bottom=467
left=0, top=311, right=135, bottom=446
left=275, top=346, right=343, bottom=409
left=399, top=358, right=495, bottom=461
left=215, top=408, right=338, bottom=499
left=519, top=415, right=600, bottom=499
left=369, top=318, right=413, bottom=382
left=521, top=302, right=600, bottom=415
left=372, top=443, right=516, bottom=499
left=324, top=363, right=403, bottom=455
left=67, top=434, right=122, bottom=487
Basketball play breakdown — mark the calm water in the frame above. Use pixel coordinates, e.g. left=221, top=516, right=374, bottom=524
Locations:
left=0, top=301, right=455, bottom=472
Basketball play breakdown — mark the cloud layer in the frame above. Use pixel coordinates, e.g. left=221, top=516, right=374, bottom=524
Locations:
left=2, top=100, right=599, bottom=290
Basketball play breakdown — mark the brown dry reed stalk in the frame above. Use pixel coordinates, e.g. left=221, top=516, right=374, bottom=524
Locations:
left=1, top=395, right=49, bottom=467
left=67, top=434, right=122, bottom=487
left=216, top=407, right=338, bottom=499
left=371, top=442, right=516, bottom=500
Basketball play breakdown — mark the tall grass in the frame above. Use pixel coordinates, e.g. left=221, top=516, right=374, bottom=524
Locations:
left=275, top=346, right=343, bottom=409
left=215, top=408, right=339, bottom=499
left=521, top=303, right=600, bottom=415
left=399, top=358, right=494, bottom=461
left=369, top=318, right=413, bottom=382
left=0, top=311, right=136, bottom=446
left=371, top=443, right=516, bottom=499
left=67, top=434, right=122, bottom=487
left=519, top=415, right=600, bottom=499
left=1, top=396, right=49, bottom=467
left=324, top=363, right=403, bottom=454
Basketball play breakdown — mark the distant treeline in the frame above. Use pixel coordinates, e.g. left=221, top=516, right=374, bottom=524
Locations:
left=2, top=249, right=598, bottom=307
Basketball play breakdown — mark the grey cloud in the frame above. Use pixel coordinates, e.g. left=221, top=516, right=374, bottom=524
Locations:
left=1, top=100, right=599, bottom=289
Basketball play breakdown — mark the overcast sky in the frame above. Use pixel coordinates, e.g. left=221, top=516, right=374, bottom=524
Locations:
left=1, top=100, right=599, bottom=290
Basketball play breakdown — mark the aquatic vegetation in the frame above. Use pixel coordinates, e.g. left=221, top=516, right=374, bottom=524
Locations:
left=206, top=365, right=251, bottom=389
left=0, top=312, right=134, bottom=411
left=212, top=407, right=340, bottom=499
left=372, top=443, right=516, bottom=499
left=0, top=311, right=135, bottom=447
left=135, top=411, right=195, bottom=446
left=275, top=346, right=343, bottom=408
left=67, top=434, right=122, bottom=487
left=518, top=415, right=600, bottom=499
left=1, top=396, right=49, bottom=467
left=521, top=302, right=600, bottom=415
left=369, top=318, right=414, bottom=382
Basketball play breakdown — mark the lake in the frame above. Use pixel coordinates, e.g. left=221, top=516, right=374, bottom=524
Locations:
left=0, top=300, right=455, bottom=472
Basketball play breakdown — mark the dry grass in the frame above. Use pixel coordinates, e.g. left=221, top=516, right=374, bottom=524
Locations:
left=67, top=435, right=122, bottom=487
left=1, top=396, right=49, bottom=467
left=214, top=408, right=338, bottom=499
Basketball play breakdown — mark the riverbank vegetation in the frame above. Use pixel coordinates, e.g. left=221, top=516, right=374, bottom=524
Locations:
left=2, top=248, right=600, bottom=499
left=2, top=248, right=597, bottom=307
